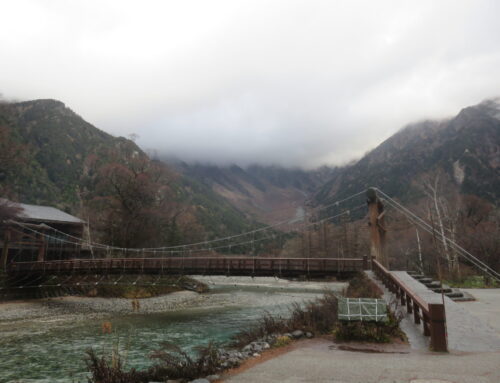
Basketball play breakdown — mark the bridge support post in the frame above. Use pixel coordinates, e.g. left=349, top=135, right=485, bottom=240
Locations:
left=362, top=255, right=368, bottom=270
left=366, top=188, right=387, bottom=267
left=37, top=232, right=46, bottom=262
left=1, top=228, right=10, bottom=271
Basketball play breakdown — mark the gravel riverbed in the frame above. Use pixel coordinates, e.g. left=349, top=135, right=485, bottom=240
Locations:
left=0, top=276, right=346, bottom=324
left=0, top=291, right=200, bottom=321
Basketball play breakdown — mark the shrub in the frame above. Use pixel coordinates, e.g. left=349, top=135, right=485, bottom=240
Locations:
left=287, top=291, right=339, bottom=333
left=333, top=311, right=405, bottom=343
left=344, top=272, right=383, bottom=298
left=232, top=311, right=287, bottom=347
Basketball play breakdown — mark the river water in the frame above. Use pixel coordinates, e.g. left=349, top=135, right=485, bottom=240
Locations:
left=0, top=277, right=345, bottom=383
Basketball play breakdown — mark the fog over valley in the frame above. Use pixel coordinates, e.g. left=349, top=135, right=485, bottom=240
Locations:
left=2, top=0, right=500, bottom=167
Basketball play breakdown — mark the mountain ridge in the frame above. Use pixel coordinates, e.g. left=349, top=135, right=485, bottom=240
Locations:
left=1, top=96, right=498, bottom=232
left=313, top=98, right=500, bottom=211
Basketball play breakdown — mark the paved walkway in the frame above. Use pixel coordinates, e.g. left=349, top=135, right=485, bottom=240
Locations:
left=460, top=288, right=500, bottom=336
left=224, top=274, right=500, bottom=383
left=385, top=271, right=500, bottom=352
left=366, top=270, right=430, bottom=351
left=223, top=339, right=500, bottom=383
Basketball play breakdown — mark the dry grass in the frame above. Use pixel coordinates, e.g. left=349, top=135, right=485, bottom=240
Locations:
left=273, top=335, right=292, bottom=348
left=232, top=291, right=339, bottom=347
left=148, top=342, right=221, bottom=381
left=85, top=342, right=221, bottom=383
left=85, top=349, right=149, bottom=383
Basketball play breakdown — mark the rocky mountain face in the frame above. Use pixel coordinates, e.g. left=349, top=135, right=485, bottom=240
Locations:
left=173, top=162, right=337, bottom=225
left=313, top=98, right=500, bottom=211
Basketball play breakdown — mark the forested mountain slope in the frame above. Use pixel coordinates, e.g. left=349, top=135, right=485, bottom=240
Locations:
left=0, top=99, right=257, bottom=241
left=0, top=99, right=133, bottom=208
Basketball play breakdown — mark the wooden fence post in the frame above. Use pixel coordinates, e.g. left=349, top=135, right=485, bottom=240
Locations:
left=413, top=303, right=420, bottom=324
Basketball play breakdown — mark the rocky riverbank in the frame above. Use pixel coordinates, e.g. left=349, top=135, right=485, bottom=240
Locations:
left=218, top=330, right=313, bottom=369
left=179, top=331, right=315, bottom=383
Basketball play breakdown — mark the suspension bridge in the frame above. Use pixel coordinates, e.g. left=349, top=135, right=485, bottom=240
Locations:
left=0, top=191, right=369, bottom=286
left=0, top=188, right=500, bottom=286
left=1, top=187, right=498, bottom=286
left=1, top=187, right=500, bottom=353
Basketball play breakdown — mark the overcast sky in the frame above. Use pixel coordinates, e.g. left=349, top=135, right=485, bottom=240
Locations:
left=1, top=1, right=499, bottom=168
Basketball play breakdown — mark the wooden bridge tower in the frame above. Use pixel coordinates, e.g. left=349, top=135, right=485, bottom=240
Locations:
left=366, top=188, right=387, bottom=267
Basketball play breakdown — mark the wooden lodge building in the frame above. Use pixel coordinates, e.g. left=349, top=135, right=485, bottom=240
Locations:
left=1, top=200, right=85, bottom=268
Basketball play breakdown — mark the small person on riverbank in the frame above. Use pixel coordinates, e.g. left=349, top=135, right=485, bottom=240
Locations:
left=131, top=299, right=140, bottom=312
left=101, top=321, right=112, bottom=334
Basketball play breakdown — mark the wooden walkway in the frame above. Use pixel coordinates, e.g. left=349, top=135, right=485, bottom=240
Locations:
left=6, top=256, right=366, bottom=278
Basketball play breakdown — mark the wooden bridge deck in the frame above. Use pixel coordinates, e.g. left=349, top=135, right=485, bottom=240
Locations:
left=6, top=257, right=366, bottom=277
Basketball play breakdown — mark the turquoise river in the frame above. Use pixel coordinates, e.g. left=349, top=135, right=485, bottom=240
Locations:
left=0, top=276, right=345, bottom=383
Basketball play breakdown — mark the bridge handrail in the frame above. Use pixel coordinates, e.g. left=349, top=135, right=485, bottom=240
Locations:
left=372, top=259, right=447, bottom=352
left=8, top=256, right=366, bottom=262
left=6, top=256, right=367, bottom=274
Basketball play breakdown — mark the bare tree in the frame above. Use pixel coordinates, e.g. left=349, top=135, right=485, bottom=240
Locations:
left=422, top=173, right=461, bottom=277
left=415, top=228, right=424, bottom=273
left=85, top=152, right=194, bottom=249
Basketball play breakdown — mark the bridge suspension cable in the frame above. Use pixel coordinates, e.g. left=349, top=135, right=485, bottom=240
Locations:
left=375, top=187, right=500, bottom=282
left=10, top=203, right=367, bottom=256
left=9, top=189, right=368, bottom=253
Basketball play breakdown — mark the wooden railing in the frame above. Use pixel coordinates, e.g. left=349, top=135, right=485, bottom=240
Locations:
left=7, top=256, right=367, bottom=277
left=372, top=259, right=447, bottom=352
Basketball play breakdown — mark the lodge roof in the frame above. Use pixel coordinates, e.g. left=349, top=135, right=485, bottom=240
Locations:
left=18, top=202, right=84, bottom=224
left=1, top=199, right=84, bottom=224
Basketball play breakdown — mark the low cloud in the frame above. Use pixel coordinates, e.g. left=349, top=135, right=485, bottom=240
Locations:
left=1, top=0, right=500, bottom=168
